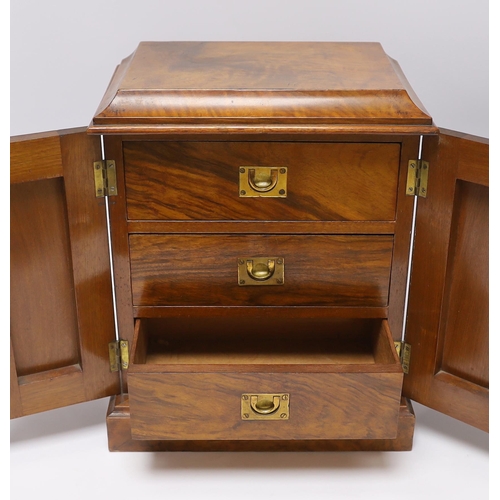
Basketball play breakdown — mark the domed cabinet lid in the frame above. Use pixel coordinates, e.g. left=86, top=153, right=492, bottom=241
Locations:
left=88, top=41, right=436, bottom=135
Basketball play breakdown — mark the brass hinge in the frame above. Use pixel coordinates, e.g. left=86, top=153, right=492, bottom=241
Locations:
left=394, top=341, right=411, bottom=374
left=406, top=159, right=429, bottom=198
left=93, top=160, right=117, bottom=197
left=108, top=340, right=129, bottom=372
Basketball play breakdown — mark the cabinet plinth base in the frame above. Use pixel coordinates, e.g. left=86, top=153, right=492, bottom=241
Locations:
left=106, top=395, right=415, bottom=452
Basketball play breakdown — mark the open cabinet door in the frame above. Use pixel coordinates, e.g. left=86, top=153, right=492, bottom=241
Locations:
left=11, top=128, right=119, bottom=418
left=403, top=129, right=488, bottom=431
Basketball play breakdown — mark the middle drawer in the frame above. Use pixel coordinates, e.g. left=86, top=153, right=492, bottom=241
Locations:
left=129, top=234, right=393, bottom=307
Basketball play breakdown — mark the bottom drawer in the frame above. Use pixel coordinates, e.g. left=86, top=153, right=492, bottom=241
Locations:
left=128, top=317, right=403, bottom=441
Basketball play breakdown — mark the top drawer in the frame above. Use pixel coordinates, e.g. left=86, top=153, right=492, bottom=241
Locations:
left=123, top=142, right=400, bottom=221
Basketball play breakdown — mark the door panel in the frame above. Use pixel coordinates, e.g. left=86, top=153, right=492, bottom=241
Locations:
left=10, top=128, right=119, bottom=417
left=438, top=180, right=488, bottom=387
left=11, top=177, right=81, bottom=377
left=403, top=129, right=488, bottom=431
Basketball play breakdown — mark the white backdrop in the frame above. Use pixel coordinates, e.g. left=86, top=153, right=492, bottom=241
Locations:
left=11, top=0, right=488, bottom=137
left=10, top=1, right=490, bottom=500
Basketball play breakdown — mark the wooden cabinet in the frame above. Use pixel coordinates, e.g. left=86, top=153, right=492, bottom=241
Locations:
left=10, top=42, right=488, bottom=451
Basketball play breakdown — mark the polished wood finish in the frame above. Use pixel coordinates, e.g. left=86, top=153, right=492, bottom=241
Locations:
left=89, top=42, right=434, bottom=135
left=129, top=372, right=401, bottom=441
left=128, top=319, right=402, bottom=441
left=93, top=124, right=439, bottom=136
left=10, top=129, right=119, bottom=417
left=127, top=220, right=396, bottom=234
left=105, top=103, right=417, bottom=449
left=107, top=395, right=415, bottom=451
left=11, top=131, right=64, bottom=184
left=133, top=306, right=389, bottom=319
left=124, top=141, right=400, bottom=221
left=105, top=134, right=414, bottom=389
left=129, top=234, right=393, bottom=307
left=403, top=130, right=489, bottom=431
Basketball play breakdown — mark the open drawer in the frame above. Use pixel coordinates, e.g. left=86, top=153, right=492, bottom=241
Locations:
left=127, top=317, right=403, bottom=441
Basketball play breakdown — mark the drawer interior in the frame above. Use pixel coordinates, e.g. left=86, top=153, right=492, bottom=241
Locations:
left=130, top=317, right=399, bottom=370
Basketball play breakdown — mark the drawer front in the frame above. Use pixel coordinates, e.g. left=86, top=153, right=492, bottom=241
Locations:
left=128, top=371, right=402, bottom=441
left=129, top=234, right=393, bottom=307
left=124, top=141, right=400, bottom=221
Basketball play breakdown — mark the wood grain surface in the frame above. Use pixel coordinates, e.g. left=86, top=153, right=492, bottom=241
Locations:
left=124, top=141, right=400, bottom=221
left=10, top=128, right=119, bottom=417
left=11, top=132, right=64, bottom=184
left=126, top=317, right=401, bottom=441
left=128, top=370, right=402, bottom=441
left=403, top=129, right=489, bottom=431
left=129, top=234, right=393, bottom=307
left=89, top=42, right=433, bottom=135
left=107, top=395, right=415, bottom=451
left=11, top=177, right=81, bottom=376
left=95, top=43, right=429, bottom=448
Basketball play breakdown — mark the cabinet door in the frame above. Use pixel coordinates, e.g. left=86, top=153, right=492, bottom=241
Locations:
left=11, top=128, right=119, bottom=418
left=403, top=129, right=488, bottom=431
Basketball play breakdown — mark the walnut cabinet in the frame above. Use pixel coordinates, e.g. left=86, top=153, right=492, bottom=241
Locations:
left=10, top=42, right=488, bottom=451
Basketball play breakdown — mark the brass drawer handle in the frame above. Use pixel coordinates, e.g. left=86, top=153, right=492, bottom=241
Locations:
left=241, top=393, right=290, bottom=420
left=246, top=259, right=276, bottom=281
left=248, top=168, right=278, bottom=192
left=238, top=257, right=284, bottom=286
left=250, top=395, right=280, bottom=415
left=239, top=166, right=287, bottom=198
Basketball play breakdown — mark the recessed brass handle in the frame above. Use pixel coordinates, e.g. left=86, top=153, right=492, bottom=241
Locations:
left=246, top=259, right=275, bottom=281
left=248, top=168, right=279, bottom=193
left=238, top=257, right=284, bottom=286
left=250, top=395, right=280, bottom=415
left=239, top=167, right=287, bottom=198
left=241, top=393, right=289, bottom=420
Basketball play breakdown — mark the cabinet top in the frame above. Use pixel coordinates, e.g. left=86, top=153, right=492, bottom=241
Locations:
left=88, top=41, right=435, bottom=135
